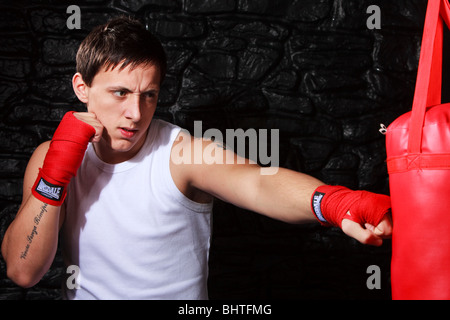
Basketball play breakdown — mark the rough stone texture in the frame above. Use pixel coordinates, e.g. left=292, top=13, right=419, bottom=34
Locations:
left=0, top=0, right=447, bottom=300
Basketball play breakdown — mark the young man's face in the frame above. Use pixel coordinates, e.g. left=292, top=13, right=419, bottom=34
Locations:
left=77, top=63, right=161, bottom=164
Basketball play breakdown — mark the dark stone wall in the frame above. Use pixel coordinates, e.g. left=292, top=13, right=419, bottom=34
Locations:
left=0, top=0, right=444, bottom=300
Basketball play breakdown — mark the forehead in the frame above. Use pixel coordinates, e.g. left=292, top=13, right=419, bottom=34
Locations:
left=91, top=62, right=161, bottom=89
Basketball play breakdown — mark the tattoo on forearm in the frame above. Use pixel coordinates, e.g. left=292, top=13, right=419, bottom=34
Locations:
left=20, top=203, right=48, bottom=259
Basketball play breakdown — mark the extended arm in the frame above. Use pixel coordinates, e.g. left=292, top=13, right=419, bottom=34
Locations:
left=172, top=133, right=392, bottom=246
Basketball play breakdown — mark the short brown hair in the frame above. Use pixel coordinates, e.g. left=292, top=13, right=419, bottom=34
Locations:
left=76, top=16, right=167, bottom=86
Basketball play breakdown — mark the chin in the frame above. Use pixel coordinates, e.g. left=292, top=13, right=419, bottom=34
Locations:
left=97, top=132, right=146, bottom=163
left=112, top=140, right=137, bottom=153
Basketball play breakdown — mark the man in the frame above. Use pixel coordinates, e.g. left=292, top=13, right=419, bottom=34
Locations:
left=1, top=17, right=392, bottom=299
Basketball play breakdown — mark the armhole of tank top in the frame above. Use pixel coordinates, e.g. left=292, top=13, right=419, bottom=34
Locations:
left=161, top=122, right=213, bottom=214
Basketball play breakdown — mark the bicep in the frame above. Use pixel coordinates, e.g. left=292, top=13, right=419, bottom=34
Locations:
left=183, top=137, right=325, bottom=223
left=186, top=138, right=262, bottom=209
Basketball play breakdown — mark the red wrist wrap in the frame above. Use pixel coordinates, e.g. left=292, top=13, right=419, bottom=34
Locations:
left=32, top=111, right=95, bottom=206
left=311, top=185, right=391, bottom=228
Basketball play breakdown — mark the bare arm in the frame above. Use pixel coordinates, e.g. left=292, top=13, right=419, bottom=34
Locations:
left=171, top=132, right=323, bottom=224
left=2, top=112, right=102, bottom=287
left=171, top=132, right=392, bottom=245
left=1, top=142, right=65, bottom=287
left=198, top=152, right=323, bottom=224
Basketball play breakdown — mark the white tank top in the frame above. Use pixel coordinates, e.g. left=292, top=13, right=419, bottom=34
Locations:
left=61, top=119, right=213, bottom=300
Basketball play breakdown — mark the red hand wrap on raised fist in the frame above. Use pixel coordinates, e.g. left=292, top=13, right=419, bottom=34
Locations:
left=311, top=185, right=391, bottom=228
left=32, top=111, right=95, bottom=206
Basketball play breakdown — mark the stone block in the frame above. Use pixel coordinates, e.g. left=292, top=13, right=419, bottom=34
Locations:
left=185, top=0, right=235, bottom=13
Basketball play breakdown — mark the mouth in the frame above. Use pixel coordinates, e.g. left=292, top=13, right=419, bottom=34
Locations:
left=119, top=127, right=138, bottom=139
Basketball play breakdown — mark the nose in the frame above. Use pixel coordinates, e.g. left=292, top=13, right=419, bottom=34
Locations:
left=124, top=94, right=142, bottom=122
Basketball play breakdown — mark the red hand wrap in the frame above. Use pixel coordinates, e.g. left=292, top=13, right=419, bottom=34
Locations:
left=311, top=185, right=391, bottom=228
left=32, top=111, right=95, bottom=206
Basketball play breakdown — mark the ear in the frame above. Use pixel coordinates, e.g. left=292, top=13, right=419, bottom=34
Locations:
left=72, top=72, right=89, bottom=104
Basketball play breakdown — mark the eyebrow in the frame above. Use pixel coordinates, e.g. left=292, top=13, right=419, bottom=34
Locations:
left=108, top=86, right=130, bottom=92
left=107, top=86, right=159, bottom=94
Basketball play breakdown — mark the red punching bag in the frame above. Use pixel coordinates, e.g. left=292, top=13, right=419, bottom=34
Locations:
left=386, top=0, right=450, bottom=300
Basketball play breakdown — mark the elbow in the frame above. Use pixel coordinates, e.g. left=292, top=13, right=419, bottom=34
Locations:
left=2, top=240, right=47, bottom=288
left=5, top=262, right=42, bottom=288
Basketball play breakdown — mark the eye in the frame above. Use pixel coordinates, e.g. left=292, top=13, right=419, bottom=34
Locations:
left=113, top=90, right=127, bottom=97
left=144, top=91, right=158, bottom=99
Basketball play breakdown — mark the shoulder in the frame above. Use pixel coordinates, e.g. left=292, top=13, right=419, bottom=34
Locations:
left=151, top=118, right=181, bottom=134
left=149, top=118, right=183, bottom=147
left=169, top=131, right=215, bottom=204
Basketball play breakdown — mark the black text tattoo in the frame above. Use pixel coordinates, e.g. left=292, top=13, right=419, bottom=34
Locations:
left=20, top=203, right=48, bottom=259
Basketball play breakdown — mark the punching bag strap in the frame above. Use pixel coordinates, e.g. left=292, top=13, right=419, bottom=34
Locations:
left=408, top=0, right=450, bottom=154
